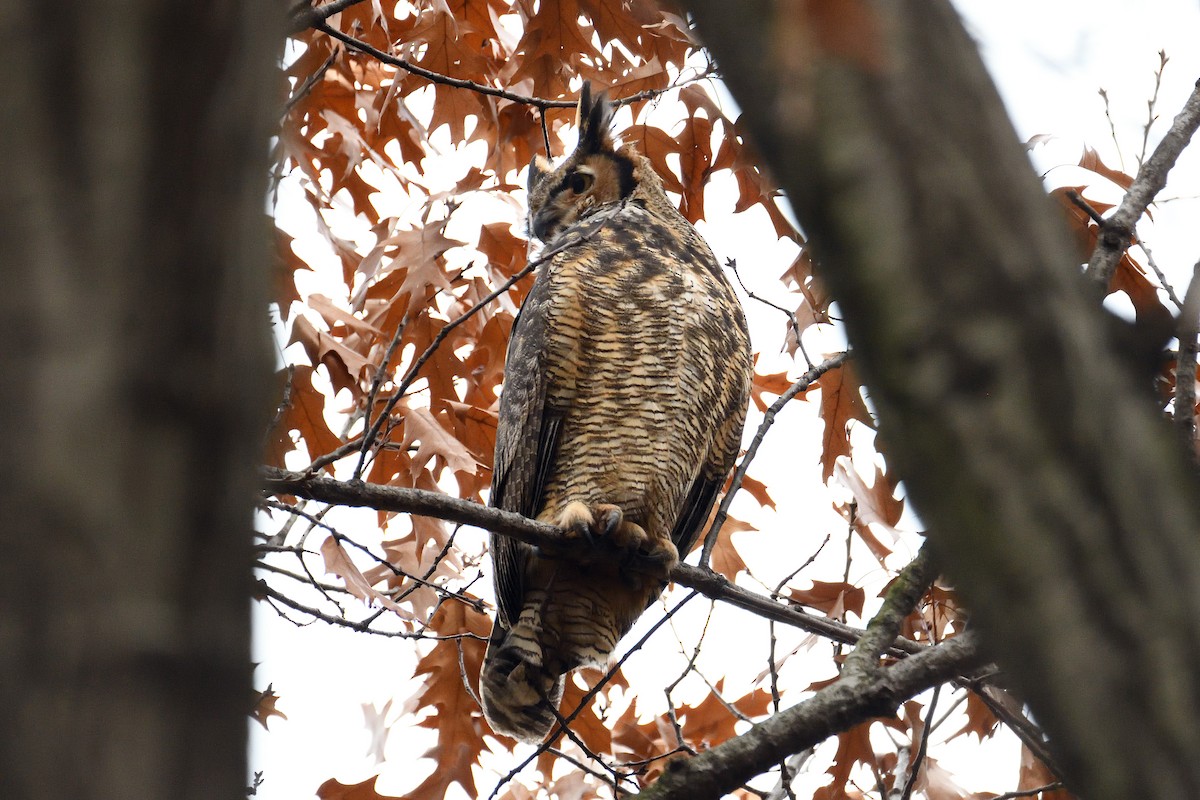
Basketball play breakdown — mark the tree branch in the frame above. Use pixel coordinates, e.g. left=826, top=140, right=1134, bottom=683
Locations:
left=841, top=543, right=935, bottom=680
left=634, top=632, right=985, bottom=799
left=260, top=467, right=927, bottom=655
left=314, top=21, right=715, bottom=112
left=685, top=2, right=1200, bottom=797
left=1086, top=78, right=1200, bottom=289
left=287, top=0, right=369, bottom=34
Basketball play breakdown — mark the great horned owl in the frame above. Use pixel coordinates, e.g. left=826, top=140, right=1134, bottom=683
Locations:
left=480, top=83, right=753, bottom=743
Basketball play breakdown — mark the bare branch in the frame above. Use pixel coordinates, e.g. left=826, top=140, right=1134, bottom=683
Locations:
left=1086, top=77, right=1200, bottom=289
left=260, top=466, right=927, bottom=655
left=315, top=21, right=716, bottom=112
left=288, top=0, right=370, bottom=34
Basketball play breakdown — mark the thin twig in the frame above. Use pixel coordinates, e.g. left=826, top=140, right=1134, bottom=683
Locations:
left=316, top=21, right=715, bottom=111
left=353, top=312, right=410, bottom=481
left=1138, top=51, right=1170, bottom=170
left=1086, top=76, right=1200, bottom=289
left=1064, top=189, right=1106, bottom=226
left=1135, top=237, right=1186, bottom=309
left=898, top=685, right=941, bottom=800
left=701, top=351, right=851, bottom=567
left=1098, top=87, right=1125, bottom=173
left=257, top=580, right=483, bottom=640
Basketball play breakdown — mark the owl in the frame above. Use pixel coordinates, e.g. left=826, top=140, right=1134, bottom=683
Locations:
left=480, top=83, right=753, bottom=743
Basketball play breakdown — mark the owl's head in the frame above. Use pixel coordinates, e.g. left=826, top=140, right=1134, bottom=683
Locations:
left=526, top=82, right=637, bottom=242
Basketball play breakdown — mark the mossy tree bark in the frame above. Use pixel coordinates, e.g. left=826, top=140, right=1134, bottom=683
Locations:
left=686, top=2, right=1200, bottom=798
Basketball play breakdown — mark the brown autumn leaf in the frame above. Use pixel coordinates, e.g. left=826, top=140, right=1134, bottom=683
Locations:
left=750, top=359, right=800, bottom=412
left=401, top=405, right=480, bottom=479
left=407, top=2, right=492, bottom=83
left=407, top=600, right=495, bottom=800
left=834, top=457, right=904, bottom=530
left=899, top=581, right=968, bottom=643
left=813, top=720, right=878, bottom=800
left=611, top=697, right=681, bottom=785
left=1078, top=145, right=1135, bottom=190
left=788, top=579, right=866, bottom=619
left=738, top=473, right=776, bottom=509
left=675, top=113, right=715, bottom=222
left=317, top=777, right=405, bottom=800
left=833, top=457, right=902, bottom=562
left=273, top=226, right=312, bottom=318
left=264, top=364, right=344, bottom=469
left=510, top=0, right=600, bottom=99
left=1019, top=743, right=1077, bottom=799
left=624, top=124, right=686, bottom=193
left=1110, top=254, right=1174, bottom=330
left=251, top=685, right=287, bottom=730
left=289, top=314, right=371, bottom=395
left=695, top=515, right=752, bottom=579
left=320, top=536, right=403, bottom=612
left=952, top=690, right=1000, bottom=742
left=817, top=363, right=873, bottom=481
left=578, top=0, right=665, bottom=59
left=308, top=292, right=384, bottom=340
left=677, top=680, right=772, bottom=748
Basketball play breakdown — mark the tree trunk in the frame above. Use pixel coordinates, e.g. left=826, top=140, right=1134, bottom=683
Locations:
left=0, top=3, right=278, bottom=798
left=688, top=1, right=1200, bottom=798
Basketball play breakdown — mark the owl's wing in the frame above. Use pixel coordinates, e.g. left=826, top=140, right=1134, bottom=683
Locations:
left=668, top=472, right=724, bottom=560
left=668, top=301, right=752, bottom=561
left=489, top=273, right=562, bottom=629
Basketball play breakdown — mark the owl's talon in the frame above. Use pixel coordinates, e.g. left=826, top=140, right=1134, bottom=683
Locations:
left=594, top=504, right=623, bottom=538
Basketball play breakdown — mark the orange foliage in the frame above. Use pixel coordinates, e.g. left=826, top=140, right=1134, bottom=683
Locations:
left=255, top=3, right=1184, bottom=798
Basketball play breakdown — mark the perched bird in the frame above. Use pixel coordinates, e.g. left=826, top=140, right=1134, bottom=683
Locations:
left=480, top=83, right=753, bottom=743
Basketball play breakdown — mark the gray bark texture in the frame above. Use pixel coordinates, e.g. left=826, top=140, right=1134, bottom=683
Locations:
left=686, top=1, right=1200, bottom=799
left=0, top=2, right=278, bottom=798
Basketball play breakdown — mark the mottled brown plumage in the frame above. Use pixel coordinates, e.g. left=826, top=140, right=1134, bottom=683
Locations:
left=480, top=83, right=752, bottom=742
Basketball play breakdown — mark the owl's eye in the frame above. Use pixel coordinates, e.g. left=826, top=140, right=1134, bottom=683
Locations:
left=568, top=171, right=594, bottom=193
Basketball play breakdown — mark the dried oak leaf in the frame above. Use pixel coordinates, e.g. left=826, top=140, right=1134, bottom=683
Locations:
left=317, top=777, right=404, bottom=800
left=813, top=720, right=877, bottom=800
left=788, top=579, right=866, bottom=619
left=407, top=601, right=495, bottom=800
left=251, top=685, right=288, bottom=730
left=264, top=364, right=344, bottom=469
left=401, top=405, right=480, bottom=479
left=320, top=536, right=402, bottom=612
left=817, top=362, right=873, bottom=481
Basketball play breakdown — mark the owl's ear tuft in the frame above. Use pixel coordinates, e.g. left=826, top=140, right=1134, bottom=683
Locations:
left=528, top=154, right=553, bottom=193
left=575, top=81, right=615, bottom=155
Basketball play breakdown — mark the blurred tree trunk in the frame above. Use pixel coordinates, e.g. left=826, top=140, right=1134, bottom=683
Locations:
left=688, top=1, right=1200, bottom=798
left=0, top=3, right=278, bottom=799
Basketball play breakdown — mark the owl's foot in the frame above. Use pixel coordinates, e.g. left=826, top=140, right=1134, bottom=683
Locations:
left=554, top=501, right=678, bottom=580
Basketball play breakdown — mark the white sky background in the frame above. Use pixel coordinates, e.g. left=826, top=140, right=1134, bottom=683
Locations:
left=253, top=3, right=1200, bottom=798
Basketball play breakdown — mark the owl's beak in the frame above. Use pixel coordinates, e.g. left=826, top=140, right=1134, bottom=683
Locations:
left=531, top=208, right=559, bottom=242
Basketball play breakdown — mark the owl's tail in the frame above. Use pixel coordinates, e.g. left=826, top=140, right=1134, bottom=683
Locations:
left=480, top=619, right=564, bottom=743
